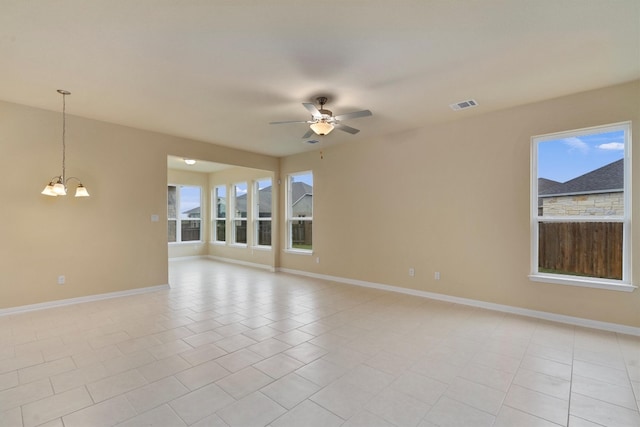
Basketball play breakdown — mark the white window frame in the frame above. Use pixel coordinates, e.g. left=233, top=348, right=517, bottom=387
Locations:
left=231, top=181, right=248, bottom=246
left=530, top=122, right=634, bottom=292
left=168, top=184, right=202, bottom=244
left=286, top=171, right=313, bottom=254
left=212, top=185, right=227, bottom=244
left=253, top=178, right=272, bottom=249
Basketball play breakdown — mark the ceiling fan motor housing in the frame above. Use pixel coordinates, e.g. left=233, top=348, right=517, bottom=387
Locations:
left=318, top=109, right=333, bottom=118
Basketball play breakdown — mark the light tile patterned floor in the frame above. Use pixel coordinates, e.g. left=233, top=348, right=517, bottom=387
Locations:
left=1, top=258, right=639, bottom=426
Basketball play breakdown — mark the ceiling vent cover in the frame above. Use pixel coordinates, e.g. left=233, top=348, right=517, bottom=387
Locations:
left=450, top=99, right=478, bottom=111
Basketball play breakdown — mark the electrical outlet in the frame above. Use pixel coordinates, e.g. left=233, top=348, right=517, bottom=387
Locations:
left=57, top=275, right=65, bottom=285
left=434, top=272, right=440, bottom=280
left=409, top=268, right=415, bottom=277
left=316, top=257, right=320, bottom=264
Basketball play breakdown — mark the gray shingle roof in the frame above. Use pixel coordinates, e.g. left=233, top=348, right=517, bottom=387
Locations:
left=539, top=159, right=623, bottom=196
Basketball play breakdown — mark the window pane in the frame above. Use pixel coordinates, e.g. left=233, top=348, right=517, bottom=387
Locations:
left=234, top=183, right=247, bottom=219
left=235, top=220, right=247, bottom=244
left=181, top=220, right=201, bottom=241
left=168, top=219, right=176, bottom=242
left=290, top=173, right=313, bottom=218
left=537, top=129, right=624, bottom=218
left=257, top=178, right=272, bottom=218
left=538, top=222, right=622, bottom=280
left=216, top=220, right=226, bottom=242
left=257, top=220, right=271, bottom=246
left=180, top=186, right=201, bottom=220
left=168, top=186, right=177, bottom=219
left=291, top=220, right=312, bottom=250
left=215, top=185, right=226, bottom=218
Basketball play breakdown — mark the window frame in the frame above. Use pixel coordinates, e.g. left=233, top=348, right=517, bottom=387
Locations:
left=212, top=184, right=227, bottom=244
left=167, top=184, right=203, bottom=244
left=530, top=121, right=634, bottom=292
left=286, top=171, right=313, bottom=254
left=231, top=181, right=248, bottom=246
left=253, top=177, right=272, bottom=249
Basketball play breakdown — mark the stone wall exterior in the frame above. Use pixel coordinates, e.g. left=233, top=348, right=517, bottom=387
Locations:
left=541, top=192, right=623, bottom=216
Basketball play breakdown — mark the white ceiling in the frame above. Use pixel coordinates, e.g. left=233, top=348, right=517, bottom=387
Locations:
left=2, top=1, right=639, bottom=158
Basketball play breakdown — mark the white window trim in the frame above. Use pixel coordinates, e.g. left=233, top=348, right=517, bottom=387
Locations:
left=212, top=185, right=227, bottom=244
left=286, top=171, right=313, bottom=254
left=232, top=181, right=248, bottom=246
left=168, top=184, right=203, bottom=244
left=253, top=178, right=272, bottom=249
left=530, top=121, right=634, bottom=292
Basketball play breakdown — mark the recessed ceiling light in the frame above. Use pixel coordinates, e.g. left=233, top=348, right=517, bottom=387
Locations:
left=184, top=159, right=196, bottom=165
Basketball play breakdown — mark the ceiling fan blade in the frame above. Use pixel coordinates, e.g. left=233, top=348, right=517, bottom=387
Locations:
left=302, top=128, right=314, bottom=139
left=334, top=123, right=360, bottom=134
left=302, top=102, right=322, bottom=118
left=334, top=109, right=372, bottom=121
left=269, top=120, right=309, bottom=125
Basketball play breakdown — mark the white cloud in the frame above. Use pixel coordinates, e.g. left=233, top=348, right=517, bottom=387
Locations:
left=563, top=137, right=589, bottom=154
left=597, top=142, right=624, bottom=151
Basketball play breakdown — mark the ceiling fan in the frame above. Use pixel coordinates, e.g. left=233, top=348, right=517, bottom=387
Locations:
left=270, top=97, right=372, bottom=138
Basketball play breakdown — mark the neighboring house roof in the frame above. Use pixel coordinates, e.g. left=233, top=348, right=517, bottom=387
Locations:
left=183, top=206, right=200, bottom=217
left=539, top=159, right=623, bottom=197
left=235, top=186, right=272, bottom=215
left=291, top=182, right=313, bottom=206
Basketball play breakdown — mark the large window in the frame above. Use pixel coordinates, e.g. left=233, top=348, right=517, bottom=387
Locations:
left=232, top=182, right=248, bottom=245
left=254, top=178, right=272, bottom=247
left=531, top=122, right=632, bottom=290
left=287, top=171, right=313, bottom=251
left=213, top=185, right=226, bottom=243
left=168, top=185, right=202, bottom=243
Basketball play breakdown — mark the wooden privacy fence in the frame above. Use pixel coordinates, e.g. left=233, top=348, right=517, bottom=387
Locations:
left=538, top=222, right=623, bottom=279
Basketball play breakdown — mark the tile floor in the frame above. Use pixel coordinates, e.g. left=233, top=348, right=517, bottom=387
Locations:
left=1, top=258, right=639, bottom=427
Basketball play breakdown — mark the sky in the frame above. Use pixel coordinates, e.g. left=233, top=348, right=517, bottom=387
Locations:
left=537, top=129, right=625, bottom=183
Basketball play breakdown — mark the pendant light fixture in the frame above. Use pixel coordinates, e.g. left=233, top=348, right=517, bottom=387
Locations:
left=41, top=90, right=90, bottom=197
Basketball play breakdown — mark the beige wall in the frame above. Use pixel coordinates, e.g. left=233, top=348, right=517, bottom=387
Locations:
left=2, top=81, right=638, bottom=328
left=0, top=99, right=277, bottom=309
left=280, top=80, right=640, bottom=328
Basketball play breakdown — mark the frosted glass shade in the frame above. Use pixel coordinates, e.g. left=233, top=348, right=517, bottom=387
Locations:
left=74, top=185, right=90, bottom=197
left=310, top=121, right=334, bottom=136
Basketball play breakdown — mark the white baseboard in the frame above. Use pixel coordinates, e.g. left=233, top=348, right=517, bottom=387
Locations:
left=278, top=268, right=640, bottom=337
left=0, top=284, right=170, bottom=317
left=207, top=255, right=276, bottom=272
left=169, top=256, right=204, bottom=262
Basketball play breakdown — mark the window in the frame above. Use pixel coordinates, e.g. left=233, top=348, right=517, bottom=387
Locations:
left=232, top=182, right=248, bottom=245
left=254, top=178, right=272, bottom=247
left=168, top=185, right=202, bottom=243
left=213, top=185, right=226, bottom=243
left=287, top=171, right=313, bottom=251
left=531, top=122, right=632, bottom=291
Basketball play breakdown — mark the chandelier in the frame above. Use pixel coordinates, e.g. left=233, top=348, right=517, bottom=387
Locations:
left=41, top=90, right=90, bottom=197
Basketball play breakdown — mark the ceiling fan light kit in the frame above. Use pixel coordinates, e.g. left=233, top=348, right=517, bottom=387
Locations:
left=309, top=121, right=334, bottom=135
left=270, top=96, right=372, bottom=139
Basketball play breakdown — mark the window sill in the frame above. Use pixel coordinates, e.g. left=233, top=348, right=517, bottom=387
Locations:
left=209, top=241, right=226, bottom=246
left=168, top=241, right=204, bottom=245
left=284, top=249, right=313, bottom=256
left=529, top=274, right=636, bottom=292
left=252, top=245, right=272, bottom=251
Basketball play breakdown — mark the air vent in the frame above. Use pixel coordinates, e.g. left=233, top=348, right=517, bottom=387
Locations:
left=449, top=99, right=478, bottom=111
